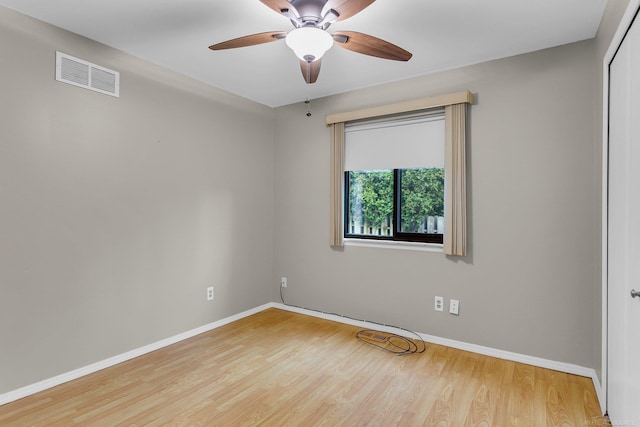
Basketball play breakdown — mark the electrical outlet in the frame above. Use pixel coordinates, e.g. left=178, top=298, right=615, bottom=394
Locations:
left=207, top=287, right=214, bottom=301
left=434, top=296, right=444, bottom=312
left=449, top=299, right=459, bottom=315
left=281, top=277, right=287, bottom=288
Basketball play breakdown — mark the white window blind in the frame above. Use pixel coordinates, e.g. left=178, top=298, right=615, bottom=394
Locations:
left=344, top=111, right=445, bottom=171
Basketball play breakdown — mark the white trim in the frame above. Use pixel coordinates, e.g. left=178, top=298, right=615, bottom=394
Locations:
left=0, top=303, right=272, bottom=406
left=273, top=303, right=603, bottom=404
left=344, top=238, right=444, bottom=253
left=601, top=46, right=610, bottom=417
left=601, top=0, right=640, bottom=415
left=0, top=301, right=604, bottom=413
left=592, top=372, right=605, bottom=416
left=601, top=50, right=610, bottom=417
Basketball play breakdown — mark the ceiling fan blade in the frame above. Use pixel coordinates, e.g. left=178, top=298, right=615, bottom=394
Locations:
left=209, top=31, right=287, bottom=50
left=259, top=0, right=293, bottom=15
left=325, top=0, right=375, bottom=22
left=300, top=59, right=322, bottom=84
left=333, top=31, right=412, bottom=61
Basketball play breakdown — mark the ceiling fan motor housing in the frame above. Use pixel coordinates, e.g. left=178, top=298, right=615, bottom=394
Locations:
left=287, top=0, right=325, bottom=22
left=286, top=0, right=336, bottom=27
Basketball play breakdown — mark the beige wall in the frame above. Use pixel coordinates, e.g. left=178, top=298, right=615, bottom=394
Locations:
left=273, top=39, right=599, bottom=368
left=0, top=7, right=275, bottom=394
left=597, top=0, right=631, bottom=58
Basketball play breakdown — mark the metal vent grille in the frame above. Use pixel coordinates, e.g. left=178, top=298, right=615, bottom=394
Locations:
left=60, top=56, right=89, bottom=86
left=56, top=52, right=120, bottom=97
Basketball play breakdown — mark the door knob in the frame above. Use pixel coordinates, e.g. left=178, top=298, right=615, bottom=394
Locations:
left=632, top=289, right=640, bottom=299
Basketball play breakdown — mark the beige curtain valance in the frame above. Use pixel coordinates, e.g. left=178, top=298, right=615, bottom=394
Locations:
left=326, top=90, right=473, bottom=125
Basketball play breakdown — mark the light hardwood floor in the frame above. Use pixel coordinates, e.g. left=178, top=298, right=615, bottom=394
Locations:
left=0, top=308, right=607, bottom=426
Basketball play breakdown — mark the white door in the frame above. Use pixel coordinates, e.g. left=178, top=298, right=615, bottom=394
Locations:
left=608, top=12, right=640, bottom=426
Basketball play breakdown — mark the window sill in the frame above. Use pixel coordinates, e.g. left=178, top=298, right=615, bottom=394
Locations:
left=343, top=238, right=444, bottom=253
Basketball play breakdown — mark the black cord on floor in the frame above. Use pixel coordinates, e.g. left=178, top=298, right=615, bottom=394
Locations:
left=279, top=285, right=426, bottom=356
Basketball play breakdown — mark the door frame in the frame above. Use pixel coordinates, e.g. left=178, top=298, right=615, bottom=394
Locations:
left=602, top=0, right=640, bottom=413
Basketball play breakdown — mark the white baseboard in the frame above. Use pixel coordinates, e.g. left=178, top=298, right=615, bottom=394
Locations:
left=0, top=303, right=272, bottom=407
left=591, top=371, right=605, bottom=414
left=272, top=302, right=606, bottom=413
left=0, top=301, right=605, bottom=415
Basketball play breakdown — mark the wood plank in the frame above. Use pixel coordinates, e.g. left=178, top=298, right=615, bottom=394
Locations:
left=0, top=308, right=607, bottom=426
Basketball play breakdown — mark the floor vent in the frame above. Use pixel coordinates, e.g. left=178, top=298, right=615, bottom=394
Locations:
left=55, top=52, right=119, bottom=97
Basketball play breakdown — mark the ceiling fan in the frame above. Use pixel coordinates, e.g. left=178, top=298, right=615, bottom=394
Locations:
left=209, top=0, right=412, bottom=84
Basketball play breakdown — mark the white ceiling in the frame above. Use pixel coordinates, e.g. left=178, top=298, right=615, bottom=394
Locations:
left=0, top=0, right=607, bottom=107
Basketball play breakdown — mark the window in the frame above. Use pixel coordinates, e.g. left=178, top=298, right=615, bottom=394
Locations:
left=344, top=111, right=445, bottom=244
left=328, top=90, right=471, bottom=256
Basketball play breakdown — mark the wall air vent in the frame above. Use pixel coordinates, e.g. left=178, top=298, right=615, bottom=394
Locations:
left=55, top=52, right=120, bottom=97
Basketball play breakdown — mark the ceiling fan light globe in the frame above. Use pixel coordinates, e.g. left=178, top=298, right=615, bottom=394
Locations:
left=286, top=27, right=333, bottom=62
